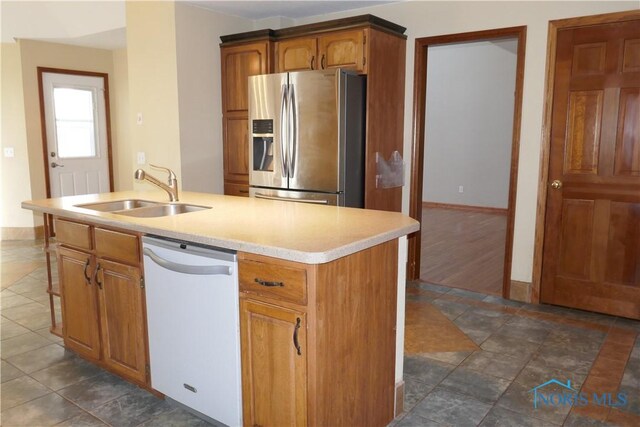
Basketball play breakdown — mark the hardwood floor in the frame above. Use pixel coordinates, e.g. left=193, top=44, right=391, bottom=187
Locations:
left=420, top=207, right=506, bottom=296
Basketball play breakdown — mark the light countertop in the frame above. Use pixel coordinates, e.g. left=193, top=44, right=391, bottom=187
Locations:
left=22, top=191, right=420, bottom=264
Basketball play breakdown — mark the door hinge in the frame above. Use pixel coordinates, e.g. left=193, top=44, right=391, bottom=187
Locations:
left=145, top=364, right=150, bottom=375
left=140, top=277, right=145, bottom=289
left=363, top=34, right=367, bottom=44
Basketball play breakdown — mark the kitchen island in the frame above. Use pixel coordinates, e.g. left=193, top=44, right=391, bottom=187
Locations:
left=22, top=191, right=419, bottom=427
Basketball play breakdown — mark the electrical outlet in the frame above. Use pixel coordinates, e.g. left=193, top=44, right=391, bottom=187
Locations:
left=137, top=152, right=146, bottom=165
left=4, top=147, right=14, bottom=158
left=458, top=185, right=464, bottom=193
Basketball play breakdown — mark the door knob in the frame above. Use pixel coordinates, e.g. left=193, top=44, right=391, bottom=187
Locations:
left=551, top=180, right=562, bottom=189
left=51, top=162, right=64, bottom=168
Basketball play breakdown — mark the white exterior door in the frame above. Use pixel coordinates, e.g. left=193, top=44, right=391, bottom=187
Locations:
left=42, top=72, right=110, bottom=197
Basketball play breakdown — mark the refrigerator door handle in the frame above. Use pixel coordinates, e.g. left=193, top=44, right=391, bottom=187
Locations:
left=288, top=83, right=297, bottom=178
left=280, top=84, right=289, bottom=178
left=255, top=192, right=329, bottom=205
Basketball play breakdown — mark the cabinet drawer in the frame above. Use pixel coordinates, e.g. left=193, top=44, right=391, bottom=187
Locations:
left=224, top=182, right=250, bottom=197
left=55, top=219, right=92, bottom=250
left=94, top=228, right=139, bottom=265
left=239, top=259, right=307, bottom=305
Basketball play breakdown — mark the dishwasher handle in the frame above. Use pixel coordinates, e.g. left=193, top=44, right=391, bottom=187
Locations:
left=143, top=248, right=232, bottom=276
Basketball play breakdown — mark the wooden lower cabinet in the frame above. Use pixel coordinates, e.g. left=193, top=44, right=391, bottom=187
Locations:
left=56, top=219, right=148, bottom=386
left=97, top=259, right=147, bottom=383
left=238, top=239, right=399, bottom=426
left=240, top=300, right=307, bottom=426
left=58, top=247, right=101, bottom=360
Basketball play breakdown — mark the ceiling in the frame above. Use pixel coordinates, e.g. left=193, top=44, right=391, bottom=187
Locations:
left=1, top=1, right=401, bottom=50
left=188, top=1, right=400, bottom=20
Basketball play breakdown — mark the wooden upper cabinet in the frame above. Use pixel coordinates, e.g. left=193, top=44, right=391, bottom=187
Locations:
left=277, top=37, right=318, bottom=72
left=223, top=116, right=250, bottom=183
left=276, top=29, right=367, bottom=74
left=318, top=29, right=367, bottom=73
left=221, top=42, right=271, bottom=113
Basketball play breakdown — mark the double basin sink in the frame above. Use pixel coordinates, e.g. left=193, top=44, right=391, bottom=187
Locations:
left=76, top=199, right=211, bottom=218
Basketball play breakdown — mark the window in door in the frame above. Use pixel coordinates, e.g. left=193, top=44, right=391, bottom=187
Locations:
left=53, top=87, right=98, bottom=159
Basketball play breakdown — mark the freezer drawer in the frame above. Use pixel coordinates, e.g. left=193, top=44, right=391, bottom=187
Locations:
left=143, top=237, right=242, bottom=427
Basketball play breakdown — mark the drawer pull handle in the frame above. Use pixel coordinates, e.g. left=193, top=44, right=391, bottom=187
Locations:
left=183, top=383, right=197, bottom=393
left=94, top=263, right=103, bottom=289
left=83, top=259, right=91, bottom=285
left=254, top=278, right=284, bottom=287
left=293, top=317, right=302, bottom=356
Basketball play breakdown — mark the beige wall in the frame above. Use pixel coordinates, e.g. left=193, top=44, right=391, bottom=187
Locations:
left=15, top=39, right=115, bottom=227
left=112, top=47, right=132, bottom=191
left=1, top=42, right=33, bottom=229
left=125, top=1, right=181, bottom=192
left=175, top=2, right=253, bottom=193
left=295, top=0, right=638, bottom=284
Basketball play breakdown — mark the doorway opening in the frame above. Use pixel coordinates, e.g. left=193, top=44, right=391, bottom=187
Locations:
left=408, top=27, right=526, bottom=298
left=37, top=67, right=114, bottom=198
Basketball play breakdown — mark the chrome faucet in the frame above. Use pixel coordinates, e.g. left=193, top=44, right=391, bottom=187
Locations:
left=134, top=164, right=179, bottom=202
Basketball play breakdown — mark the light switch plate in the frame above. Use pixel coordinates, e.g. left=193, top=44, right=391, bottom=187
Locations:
left=137, top=152, right=146, bottom=165
left=137, top=113, right=143, bottom=125
left=4, top=147, right=15, bottom=158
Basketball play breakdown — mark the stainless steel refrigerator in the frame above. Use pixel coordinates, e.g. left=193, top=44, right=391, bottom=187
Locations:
left=248, top=69, right=365, bottom=207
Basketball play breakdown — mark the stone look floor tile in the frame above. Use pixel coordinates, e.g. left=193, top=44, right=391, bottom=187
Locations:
left=421, top=351, right=472, bottom=365
left=412, top=387, right=492, bottom=427
left=0, top=331, right=52, bottom=358
left=620, top=358, right=640, bottom=390
left=34, top=327, right=64, bottom=344
left=563, top=411, right=614, bottom=426
left=31, top=357, right=103, bottom=390
left=482, top=295, right=524, bottom=308
left=446, top=288, right=489, bottom=301
left=0, top=392, right=84, bottom=426
left=430, top=298, right=470, bottom=320
left=403, top=375, right=436, bottom=410
left=492, top=322, right=551, bottom=345
left=480, top=332, right=541, bottom=358
left=140, top=407, right=221, bottom=426
left=439, top=367, right=511, bottom=403
left=514, top=361, right=587, bottom=390
left=6, top=343, right=73, bottom=374
left=1, top=293, right=34, bottom=310
left=1, top=375, right=51, bottom=411
left=461, top=350, right=529, bottom=381
left=55, top=412, right=109, bottom=426
left=1, top=360, right=24, bottom=383
left=0, top=319, right=31, bottom=341
left=394, top=411, right=444, bottom=427
left=58, top=371, right=138, bottom=411
left=479, top=405, right=556, bottom=427
left=403, top=356, right=455, bottom=387
left=495, top=381, right=572, bottom=425
left=89, top=387, right=173, bottom=427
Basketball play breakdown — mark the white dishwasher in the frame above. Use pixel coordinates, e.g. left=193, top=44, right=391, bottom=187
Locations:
left=142, top=236, right=242, bottom=427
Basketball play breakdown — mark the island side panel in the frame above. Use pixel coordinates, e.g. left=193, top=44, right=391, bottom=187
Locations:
left=313, top=239, right=398, bottom=426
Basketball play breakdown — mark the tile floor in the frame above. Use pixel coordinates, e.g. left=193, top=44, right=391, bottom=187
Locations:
left=1, top=240, right=639, bottom=426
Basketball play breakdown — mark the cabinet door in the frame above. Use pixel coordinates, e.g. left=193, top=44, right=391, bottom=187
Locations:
left=318, top=29, right=366, bottom=73
left=240, top=299, right=307, bottom=427
left=221, top=42, right=270, bottom=113
left=58, top=247, right=101, bottom=360
left=223, top=116, right=250, bottom=183
left=96, top=259, right=147, bottom=383
left=276, top=37, right=318, bottom=72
